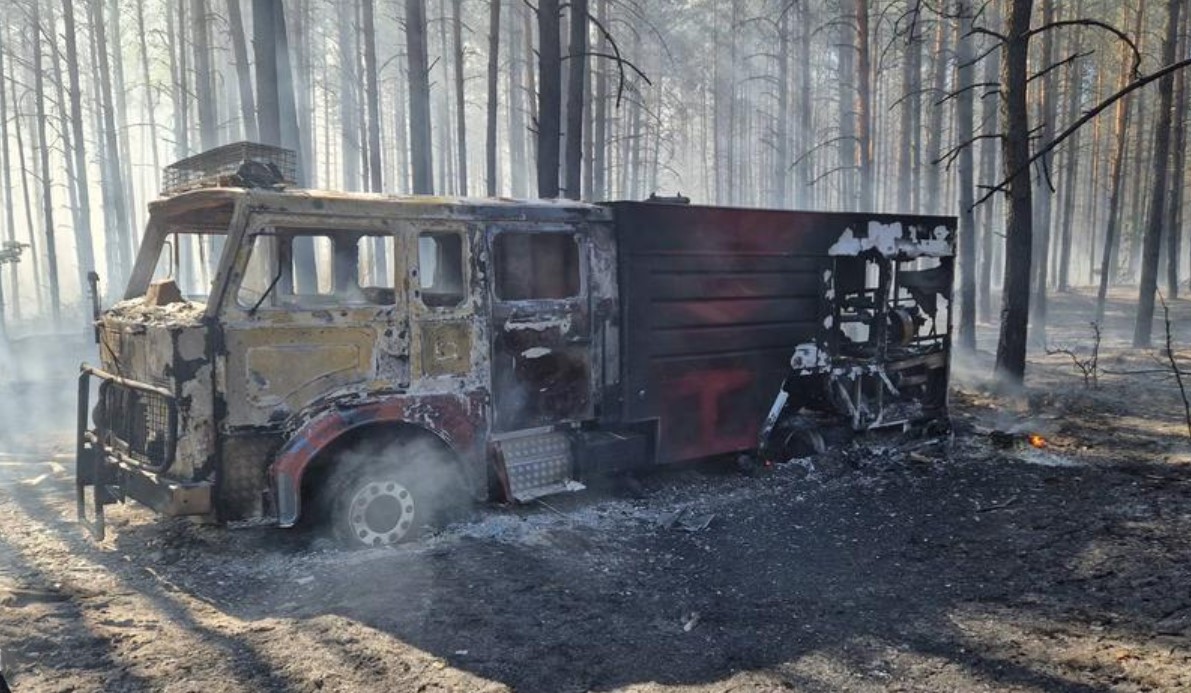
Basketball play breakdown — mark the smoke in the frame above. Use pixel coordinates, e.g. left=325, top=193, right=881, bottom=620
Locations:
left=0, top=328, right=92, bottom=454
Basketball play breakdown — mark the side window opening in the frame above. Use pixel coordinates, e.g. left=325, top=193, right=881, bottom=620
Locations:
left=237, top=228, right=396, bottom=309
left=417, top=232, right=465, bottom=308
left=494, top=232, right=580, bottom=300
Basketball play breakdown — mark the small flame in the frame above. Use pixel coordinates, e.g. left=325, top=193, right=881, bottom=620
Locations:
left=1027, top=434, right=1047, bottom=449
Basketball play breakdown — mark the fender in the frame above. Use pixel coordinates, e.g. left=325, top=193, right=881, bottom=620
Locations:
left=271, top=391, right=487, bottom=526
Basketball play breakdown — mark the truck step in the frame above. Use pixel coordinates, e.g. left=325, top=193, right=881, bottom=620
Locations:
left=494, top=429, right=577, bottom=502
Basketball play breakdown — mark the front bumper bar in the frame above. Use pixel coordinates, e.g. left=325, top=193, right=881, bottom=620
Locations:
left=76, top=365, right=211, bottom=540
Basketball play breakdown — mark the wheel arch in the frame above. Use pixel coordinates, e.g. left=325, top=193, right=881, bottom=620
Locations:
left=271, top=395, right=485, bottom=527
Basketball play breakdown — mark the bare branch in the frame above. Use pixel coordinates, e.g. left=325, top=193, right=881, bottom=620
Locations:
left=1027, top=19, right=1141, bottom=77
left=1027, top=50, right=1094, bottom=84
left=972, top=57, right=1191, bottom=209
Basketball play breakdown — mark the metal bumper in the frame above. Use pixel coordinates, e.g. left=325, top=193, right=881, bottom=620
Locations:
left=76, top=365, right=211, bottom=540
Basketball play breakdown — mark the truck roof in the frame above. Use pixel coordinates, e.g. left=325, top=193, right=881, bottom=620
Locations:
left=148, top=187, right=613, bottom=228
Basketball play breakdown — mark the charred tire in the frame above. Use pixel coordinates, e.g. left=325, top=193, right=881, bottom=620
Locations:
left=325, top=441, right=469, bottom=548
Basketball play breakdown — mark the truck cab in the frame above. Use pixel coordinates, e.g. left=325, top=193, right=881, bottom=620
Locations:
left=79, top=182, right=627, bottom=546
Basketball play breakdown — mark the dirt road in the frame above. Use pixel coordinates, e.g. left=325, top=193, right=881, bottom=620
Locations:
left=1, top=291, right=1191, bottom=692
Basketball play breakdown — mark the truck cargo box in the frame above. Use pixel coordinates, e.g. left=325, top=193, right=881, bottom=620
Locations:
left=609, top=201, right=955, bottom=463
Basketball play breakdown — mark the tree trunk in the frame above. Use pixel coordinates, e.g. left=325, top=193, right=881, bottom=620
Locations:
left=30, top=1, right=60, bottom=322
left=537, top=0, right=562, bottom=197
left=994, top=0, right=1035, bottom=383
left=485, top=0, right=501, bottom=196
left=1029, top=0, right=1057, bottom=343
left=1056, top=24, right=1084, bottom=293
left=923, top=18, right=947, bottom=212
left=406, top=0, right=434, bottom=194
left=192, top=0, right=217, bottom=149
left=253, top=0, right=281, bottom=147
left=507, top=0, right=527, bottom=196
left=363, top=0, right=383, bottom=192
left=955, top=2, right=976, bottom=350
left=563, top=0, right=587, bottom=199
left=337, top=0, right=361, bottom=190
left=12, top=67, right=43, bottom=315
left=836, top=0, right=856, bottom=208
left=63, top=0, right=97, bottom=297
left=856, top=0, right=872, bottom=211
left=1096, top=2, right=1142, bottom=323
left=898, top=10, right=922, bottom=211
left=771, top=8, right=790, bottom=207
left=452, top=0, right=469, bottom=195
left=591, top=0, right=607, bottom=200
left=797, top=0, right=812, bottom=207
left=135, top=0, right=161, bottom=186
left=0, top=26, right=19, bottom=315
left=1164, top=10, right=1188, bottom=299
left=94, top=0, right=133, bottom=292
left=171, top=0, right=190, bottom=160
left=227, top=0, right=258, bottom=141
left=977, top=2, right=1000, bottom=321
left=1133, top=0, right=1182, bottom=348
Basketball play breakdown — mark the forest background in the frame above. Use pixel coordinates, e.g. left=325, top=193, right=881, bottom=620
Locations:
left=0, top=0, right=1187, bottom=382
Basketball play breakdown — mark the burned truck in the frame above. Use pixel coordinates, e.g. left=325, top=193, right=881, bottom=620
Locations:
left=77, top=145, right=955, bottom=546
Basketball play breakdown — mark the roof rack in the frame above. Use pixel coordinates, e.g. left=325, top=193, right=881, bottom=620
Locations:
left=162, top=141, right=296, bottom=195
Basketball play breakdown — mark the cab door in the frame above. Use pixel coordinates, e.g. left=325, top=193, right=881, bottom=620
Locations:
left=220, top=217, right=408, bottom=429
left=402, top=221, right=482, bottom=386
left=488, top=225, right=593, bottom=432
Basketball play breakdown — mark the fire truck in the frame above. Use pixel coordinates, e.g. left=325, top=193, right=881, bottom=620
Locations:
left=77, top=143, right=955, bottom=546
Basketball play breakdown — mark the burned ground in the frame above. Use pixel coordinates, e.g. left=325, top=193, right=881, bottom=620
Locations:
left=2, top=289, right=1191, bottom=692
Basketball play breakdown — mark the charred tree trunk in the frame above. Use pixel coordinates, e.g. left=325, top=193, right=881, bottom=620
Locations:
left=977, top=4, right=1001, bottom=322
left=452, top=0, right=469, bottom=195
left=898, top=10, right=922, bottom=211
left=363, top=0, right=383, bottom=192
left=563, top=0, right=587, bottom=199
left=485, top=0, right=501, bottom=196
left=955, top=2, right=976, bottom=351
left=994, top=0, right=1034, bottom=383
left=1133, top=0, right=1182, bottom=348
left=1029, top=0, right=1057, bottom=343
left=1165, top=10, right=1188, bottom=299
left=507, top=0, right=527, bottom=197
left=537, top=0, right=562, bottom=197
left=856, top=0, right=872, bottom=211
left=591, top=0, right=608, bottom=200
left=406, top=0, right=434, bottom=194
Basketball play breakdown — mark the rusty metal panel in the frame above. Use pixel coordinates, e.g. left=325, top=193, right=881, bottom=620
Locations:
left=609, top=202, right=953, bottom=463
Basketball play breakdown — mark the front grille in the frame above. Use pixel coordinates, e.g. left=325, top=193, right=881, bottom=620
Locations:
left=99, top=382, right=177, bottom=470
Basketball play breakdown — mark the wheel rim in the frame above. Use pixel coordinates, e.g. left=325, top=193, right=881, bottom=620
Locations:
left=347, top=479, right=417, bottom=546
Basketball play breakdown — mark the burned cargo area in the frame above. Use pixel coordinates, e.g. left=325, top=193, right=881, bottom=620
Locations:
left=1, top=289, right=1191, bottom=692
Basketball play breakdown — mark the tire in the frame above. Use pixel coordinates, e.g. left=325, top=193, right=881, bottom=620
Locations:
left=325, top=439, right=468, bottom=548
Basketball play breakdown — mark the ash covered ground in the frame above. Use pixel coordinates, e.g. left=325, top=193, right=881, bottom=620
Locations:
left=1, top=289, right=1191, bottom=692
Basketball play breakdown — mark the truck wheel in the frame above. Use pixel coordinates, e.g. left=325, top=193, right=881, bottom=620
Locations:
left=326, top=442, right=467, bottom=548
